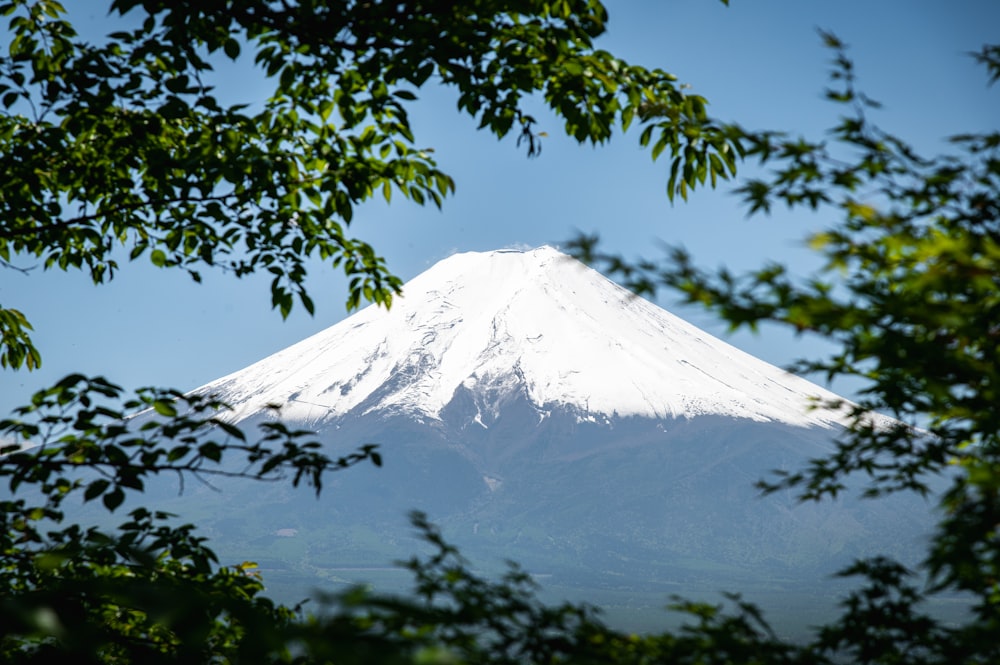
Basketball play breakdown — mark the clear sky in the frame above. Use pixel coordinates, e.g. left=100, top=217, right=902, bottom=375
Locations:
left=1, top=0, right=997, bottom=415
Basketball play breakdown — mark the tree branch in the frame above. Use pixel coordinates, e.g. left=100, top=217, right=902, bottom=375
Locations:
left=0, top=193, right=238, bottom=240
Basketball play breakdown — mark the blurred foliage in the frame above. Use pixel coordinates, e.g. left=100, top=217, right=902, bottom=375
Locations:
left=571, top=30, right=1000, bottom=664
left=0, top=374, right=381, bottom=662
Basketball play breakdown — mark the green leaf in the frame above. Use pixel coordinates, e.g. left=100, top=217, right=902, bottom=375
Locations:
left=152, top=399, right=177, bottom=417
left=224, top=38, right=241, bottom=59
left=213, top=420, right=246, bottom=441
left=150, top=249, right=167, bottom=267
left=83, top=479, right=110, bottom=502
left=102, top=487, right=125, bottom=511
left=199, top=442, right=222, bottom=463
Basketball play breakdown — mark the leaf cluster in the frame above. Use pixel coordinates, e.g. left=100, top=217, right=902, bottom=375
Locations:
left=0, top=373, right=384, bottom=662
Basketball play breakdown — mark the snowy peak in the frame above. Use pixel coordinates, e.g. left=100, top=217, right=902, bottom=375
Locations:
left=198, top=246, right=849, bottom=428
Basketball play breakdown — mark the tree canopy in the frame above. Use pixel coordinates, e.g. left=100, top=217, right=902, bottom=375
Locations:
left=2, top=0, right=999, bottom=663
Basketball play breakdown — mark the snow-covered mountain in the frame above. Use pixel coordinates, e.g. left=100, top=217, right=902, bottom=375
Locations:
left=199, top=245, right=851, bottom=429
left=174, top=246, right=931, bottom=630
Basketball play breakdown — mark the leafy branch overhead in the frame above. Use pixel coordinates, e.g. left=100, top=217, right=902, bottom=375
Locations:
left=0, top=374, right=381, bottom=507
left=0, top=373, right=384, bottom=660
left=0, top=0, right=738, bottom=369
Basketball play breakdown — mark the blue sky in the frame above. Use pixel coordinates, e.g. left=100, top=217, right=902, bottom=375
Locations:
left=2, top=0, right=997, bottom=414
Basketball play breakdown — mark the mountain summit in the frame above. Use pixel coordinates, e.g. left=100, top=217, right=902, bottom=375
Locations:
left=200, top=246, right=846, bottom=428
